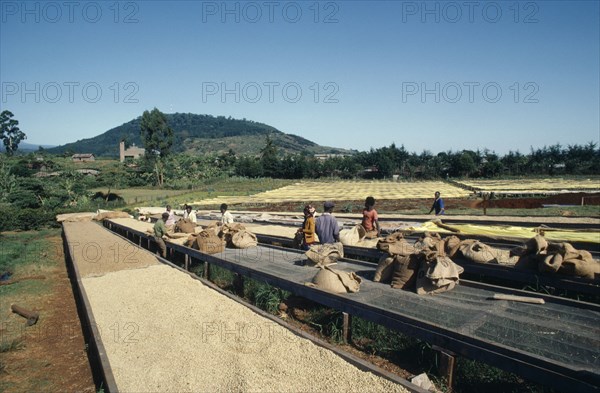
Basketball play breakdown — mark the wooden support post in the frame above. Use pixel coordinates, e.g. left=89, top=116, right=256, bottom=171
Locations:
left=433, top=345, right=456, bottom=392
left=184, top=254, right=190, bottom=271
left=233, top=273, right=245, bottom=296
left=204, top=262, right=211, bottom=280
left=342, top=312, right=352, bottom=344
left=11, top=304, right=39, bottom=326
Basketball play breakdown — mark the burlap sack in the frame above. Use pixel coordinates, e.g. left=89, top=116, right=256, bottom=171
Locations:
left=390, top=254, right=420, bottom=290
left=363, top=229, right=379, bottom=239
left=374, top=256, right=395, bottom=283
left=93, top=211, right=130, bottom=221
left=231, top=230, right=258, bottom=248
left=305, top=243, right=344, bottom=266
left=414, top=232, right=443, bottom=253
left=204, top=221, right=221, bottom=236
left=559, top=258, right=600, bottom=279
left=377, top=232, right=414, bottom=256
left=377, top=232, right=404, bottom=251
left=308, top=265, right=362, bottom=294
left=220, top=223, right=245, bottom=236
left=459, top=241, right=517, bottom=264
left=536, top=242, right=598, bottom=278
left=175, top=218, right=196, bottom=233
left=340, top=225, right=362, bottom=246
left=356, top=224, right=367, bottom=239
left=185, top=233, right=197, bottom=247
left=193, top=230, right=226, bottom=254
left=416, top=256, right=463, bottom=295
left=555, top=245, right=598, bottom=279
left=525, top=235, right=548, bottom=254
left=514, top=254, right=540, bottom=270
left=459, top=241, right=495, bottom=264
left=444, top=236, right=462, bottom=258
left=539, top=253, right=563, bottom=273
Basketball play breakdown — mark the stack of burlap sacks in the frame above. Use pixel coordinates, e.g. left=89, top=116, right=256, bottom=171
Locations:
left=183, top=222, right=258, bottom=254
left=304, top=243, right=363, bottom=294
left=374, top=232, right=599, bottom=293
left=374, top=232, right=464, bottom=295
left=510, top=234, right=599, bottom=279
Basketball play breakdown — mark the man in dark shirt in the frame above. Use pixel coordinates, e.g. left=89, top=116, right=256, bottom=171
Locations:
left=154, top=212, right=173, bottom=258
left=316, top=201, right=340, bottom=244
left=428, top=191, right=445, bottom=215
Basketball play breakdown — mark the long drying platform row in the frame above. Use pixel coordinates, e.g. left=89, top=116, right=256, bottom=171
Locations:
left=105, top=218, right=600, bottom=392
left=63, top=221, right=423, bottom=393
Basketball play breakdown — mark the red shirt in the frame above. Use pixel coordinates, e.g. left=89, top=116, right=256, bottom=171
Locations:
left=362, top=209, right=378, bottom=231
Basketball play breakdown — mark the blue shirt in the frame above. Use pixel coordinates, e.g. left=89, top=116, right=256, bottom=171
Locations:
left=433, top=198, right=445, bottom=215
left=316, top=213, right=340, bottom=244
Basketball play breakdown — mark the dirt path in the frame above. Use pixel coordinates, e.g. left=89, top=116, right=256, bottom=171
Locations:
left=0, top=235, right=95, bottom=393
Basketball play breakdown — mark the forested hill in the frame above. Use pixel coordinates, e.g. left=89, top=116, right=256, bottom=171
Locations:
left=47, top=113, right=349, bottom=157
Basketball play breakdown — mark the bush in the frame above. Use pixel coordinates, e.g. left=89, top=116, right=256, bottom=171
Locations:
left=0, top=205, right=57, bottom=231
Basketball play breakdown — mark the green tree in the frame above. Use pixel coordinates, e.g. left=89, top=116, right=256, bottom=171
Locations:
left=140, top=108, right=173, bottom=187
left=0, top=110, right=26, bottom=156
left=140, top=108, right=173, bottom=157
left=260, top=135, right=279, bottom=177
left=0, top=160, right=17, bottom=202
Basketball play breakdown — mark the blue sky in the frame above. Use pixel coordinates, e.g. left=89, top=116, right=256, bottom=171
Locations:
left=1, top=0, right=598, bottom=154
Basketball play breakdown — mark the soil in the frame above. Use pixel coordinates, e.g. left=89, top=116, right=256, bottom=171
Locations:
left=0, top=236, right=95, bottom=393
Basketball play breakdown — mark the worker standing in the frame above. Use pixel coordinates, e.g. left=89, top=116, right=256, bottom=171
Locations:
left=154, top=212, right=173, bottom=258
left=316, top=201, right=340, bottom=244
left=361, top=196, right=380, bottom=238
left=428, top=191, right=445, bottom=215
left=297, top=204, right=317, bottom=250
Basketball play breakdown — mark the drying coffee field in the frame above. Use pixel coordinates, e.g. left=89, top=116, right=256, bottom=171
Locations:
left=455, top=178, right=600, bottom=193
left=195, top=180, right=473, bottom=206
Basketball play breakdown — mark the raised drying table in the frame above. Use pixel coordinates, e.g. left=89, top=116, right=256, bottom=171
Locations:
left=105, top=218, right=600, bottom=393
left=63, top=221, right=420, bottom=393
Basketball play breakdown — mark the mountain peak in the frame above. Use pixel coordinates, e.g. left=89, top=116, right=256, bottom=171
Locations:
left=46, top=113, right=349, bottom=157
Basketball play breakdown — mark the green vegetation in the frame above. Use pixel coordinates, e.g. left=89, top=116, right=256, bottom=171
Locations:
left=45, top=112, right=345, bottom=157
left=140, top=108, right=174, bottom=187
left=1, top=110, right=27, bottom=156
left=2, top=109, right=598, bottom=231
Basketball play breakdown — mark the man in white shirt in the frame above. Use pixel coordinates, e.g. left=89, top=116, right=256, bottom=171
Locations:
left=220, top=203, right=234, bottom=224
left=165, top=205, right=176, bottom=228
left=185, top=205, right=197, bottom=223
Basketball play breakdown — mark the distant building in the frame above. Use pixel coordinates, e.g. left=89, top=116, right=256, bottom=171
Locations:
left=120, top=141, right=145, bottom=162
left=313, top=153, right=352, bottom=161
left=72, top=153, right=95, bottom=162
